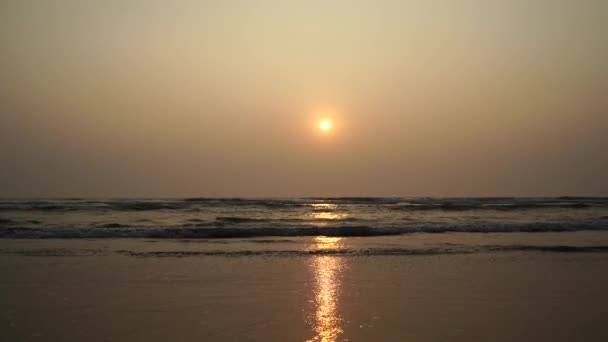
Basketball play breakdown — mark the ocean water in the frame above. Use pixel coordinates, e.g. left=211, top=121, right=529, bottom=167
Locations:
left=1, top=197, right=607, bottom=239
left=2, top=199, right=608, bottom=342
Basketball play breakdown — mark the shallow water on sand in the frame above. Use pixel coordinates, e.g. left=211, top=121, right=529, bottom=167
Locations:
left=1, top=232, right=608, bottom=341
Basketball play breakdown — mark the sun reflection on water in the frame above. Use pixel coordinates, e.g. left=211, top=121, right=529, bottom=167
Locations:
left=313, top=212, right=348, bottom=221
left=309, top=204, right=348, bottom=223
left=310, top=203, right=338, bottom=210
left=307, top=237, right=346, bottom=342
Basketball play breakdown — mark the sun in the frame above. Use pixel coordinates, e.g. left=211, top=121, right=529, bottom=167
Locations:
left=320, top=120, right=332, bottom=131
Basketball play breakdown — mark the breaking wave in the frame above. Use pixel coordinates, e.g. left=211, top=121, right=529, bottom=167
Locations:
left=2, top=197, right=607, bottom=239
left=3, top=245, right=608, bottom=258
left=1, top=221, right=607, bottom=239
left=116, top=245, right=608, bottom=257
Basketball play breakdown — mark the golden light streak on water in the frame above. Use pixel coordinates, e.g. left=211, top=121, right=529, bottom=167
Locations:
left=310, top=203, right=338, bottom=210
left=306, top=237, right=346, bottom=342
left=309, top=204, right=348, bottom=222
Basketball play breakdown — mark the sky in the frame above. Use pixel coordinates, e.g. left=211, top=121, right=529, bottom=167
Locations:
left=1, top=0, right=607, bottom=197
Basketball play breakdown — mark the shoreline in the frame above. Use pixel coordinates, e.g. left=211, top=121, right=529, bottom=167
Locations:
left=2, top=232, right=608, bottom=341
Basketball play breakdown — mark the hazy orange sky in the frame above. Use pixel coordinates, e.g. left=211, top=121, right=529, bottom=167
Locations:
left=1, top=0, right=607, bottom=197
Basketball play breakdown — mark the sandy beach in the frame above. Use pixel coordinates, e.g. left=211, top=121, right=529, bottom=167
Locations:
left=2, top=232, right=608, bottom=341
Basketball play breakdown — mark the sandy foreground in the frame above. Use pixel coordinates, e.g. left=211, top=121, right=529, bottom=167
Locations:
left=1, top=232, right=608, bottom=341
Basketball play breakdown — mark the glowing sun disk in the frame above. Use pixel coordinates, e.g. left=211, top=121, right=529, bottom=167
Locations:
left=320, top=120, right=332, bottom=131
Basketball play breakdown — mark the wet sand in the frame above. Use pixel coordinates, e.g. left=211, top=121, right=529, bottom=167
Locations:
left=1, top=233, right=608, bottom=341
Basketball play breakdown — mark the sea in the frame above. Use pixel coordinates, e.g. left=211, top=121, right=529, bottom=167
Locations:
left=3, top=197, right=608, bottom=341
left=1, top=197, right=607, bottom=240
